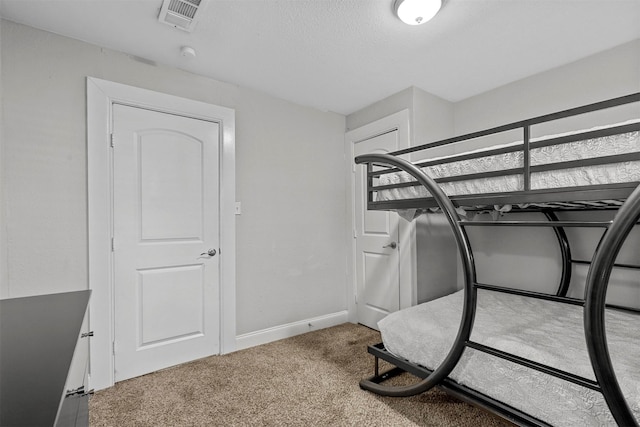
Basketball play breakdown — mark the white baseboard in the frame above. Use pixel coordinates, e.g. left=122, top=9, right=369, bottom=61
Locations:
left=235, top=311, right=349, bottom=351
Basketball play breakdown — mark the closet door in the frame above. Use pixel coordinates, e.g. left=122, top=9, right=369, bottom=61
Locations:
left=112, top=104, right=220, bottom=381
left=354, top=130, right=401, bottom=330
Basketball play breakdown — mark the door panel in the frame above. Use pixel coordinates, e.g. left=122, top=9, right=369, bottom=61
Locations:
left=137, top=265, right=204, bottom=346
left=113, top=104, right=220, bottom=382
left=354, top=131, right=400, bottom=330
left=362, top=251, right=397, bottom=312
left=364, top=206, right=391, bottom=234
left=139, top=132, right=204, bottom=240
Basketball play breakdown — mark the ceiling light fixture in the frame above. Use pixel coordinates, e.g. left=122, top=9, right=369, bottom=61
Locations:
left=394, top=0, right=442, bottom=25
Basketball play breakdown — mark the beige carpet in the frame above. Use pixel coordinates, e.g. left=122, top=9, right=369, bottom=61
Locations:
left=90, top=323, right=514, bottom=426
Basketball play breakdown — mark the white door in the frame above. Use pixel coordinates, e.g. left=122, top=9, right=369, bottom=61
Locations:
left=112, top=104, right=220, bottom=382
left=354, top=130, right=401, bottom=330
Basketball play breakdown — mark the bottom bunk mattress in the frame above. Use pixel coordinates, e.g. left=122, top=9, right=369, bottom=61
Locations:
left=378, top=289, right=640, bottom=426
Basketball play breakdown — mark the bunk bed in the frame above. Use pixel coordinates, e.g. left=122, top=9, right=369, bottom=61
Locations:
left=355, top=92, right=640, bottom=427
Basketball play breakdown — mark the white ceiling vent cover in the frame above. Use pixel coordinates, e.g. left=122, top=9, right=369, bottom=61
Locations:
left=158, top=0, right=206, bottom=32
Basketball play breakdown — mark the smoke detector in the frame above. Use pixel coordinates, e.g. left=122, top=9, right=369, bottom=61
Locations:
left=158, top=0, right=207, bottom=32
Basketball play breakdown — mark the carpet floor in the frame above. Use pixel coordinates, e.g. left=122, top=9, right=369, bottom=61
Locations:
left=89, top=323, right=514, bottom=426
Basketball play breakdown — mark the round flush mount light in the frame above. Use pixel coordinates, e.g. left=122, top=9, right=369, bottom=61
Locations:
left=394, top=0, right=442, bottom=25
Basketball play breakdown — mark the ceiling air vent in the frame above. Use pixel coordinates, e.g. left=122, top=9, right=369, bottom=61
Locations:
left=158, top=0, right=206, bottom=32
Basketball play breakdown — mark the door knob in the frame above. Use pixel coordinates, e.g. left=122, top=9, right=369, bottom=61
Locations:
left=201, top=249, right=217, bottom=257
left=383, top=242, right=397, bottom=249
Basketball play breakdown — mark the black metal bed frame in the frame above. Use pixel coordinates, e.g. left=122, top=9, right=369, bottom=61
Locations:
left=354, top=93, right=640, bottom=426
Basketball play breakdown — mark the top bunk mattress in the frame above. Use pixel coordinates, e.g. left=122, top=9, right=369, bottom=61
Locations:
left=379, top=289, right=640, bottom=426
left=375, top=119, right=640, bottom=206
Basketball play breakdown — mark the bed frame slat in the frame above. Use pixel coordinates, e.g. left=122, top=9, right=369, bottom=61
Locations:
left=465, top=341, right=601, bottom=391
left=365, top=343, right=553, bottom=427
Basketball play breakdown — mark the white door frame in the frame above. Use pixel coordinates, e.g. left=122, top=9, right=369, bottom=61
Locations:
left=87, top=77, right=236, bottom=390
left=345, top=110, right=416, bottom=323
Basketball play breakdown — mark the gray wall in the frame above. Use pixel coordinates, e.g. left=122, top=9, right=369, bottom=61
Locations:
left=347, top=39, right=640, bottom=306
left=0, top=18, right=5, bottom=293
left=0, top=20, right=347, bottom=336
left=453, top=38, right=640, bottom=301
left=454, top=40, right=640, bottom=135
left=347, top=86, right=459, bottom=305
left=345, top=87, right=413, bottom=132
left=2, top=18, right=638, bottom=337
left=410, top=88, right=459, bottom=303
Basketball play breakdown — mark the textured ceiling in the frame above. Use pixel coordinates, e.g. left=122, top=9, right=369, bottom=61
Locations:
left=1, top=0, right=640, bottom=115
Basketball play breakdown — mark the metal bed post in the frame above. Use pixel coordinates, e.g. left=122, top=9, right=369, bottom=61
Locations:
left=542, top=210, right=572, bottom=297
left=356, top=153, right=478, bottom=397
left=584, top=184, right=640, bottom=427
left=523, top=125, right=531, bottom=192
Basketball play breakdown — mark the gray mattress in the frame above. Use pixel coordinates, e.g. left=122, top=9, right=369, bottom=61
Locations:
left=376, top=119, right=640, bottom=202
left=379, top=289, right=640, bottom=426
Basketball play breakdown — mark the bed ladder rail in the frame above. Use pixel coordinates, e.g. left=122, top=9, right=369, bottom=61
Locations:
left=583, top=181, right=640, bottom=427
left=356, top=153, right=479, bottom=398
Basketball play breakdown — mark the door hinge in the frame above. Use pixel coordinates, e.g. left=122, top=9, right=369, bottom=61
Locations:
left=111, top=237, right=115, bottom=252
left=110, top=133, right=114, bottom=147
left=112, top=341, right=116, bottom=355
